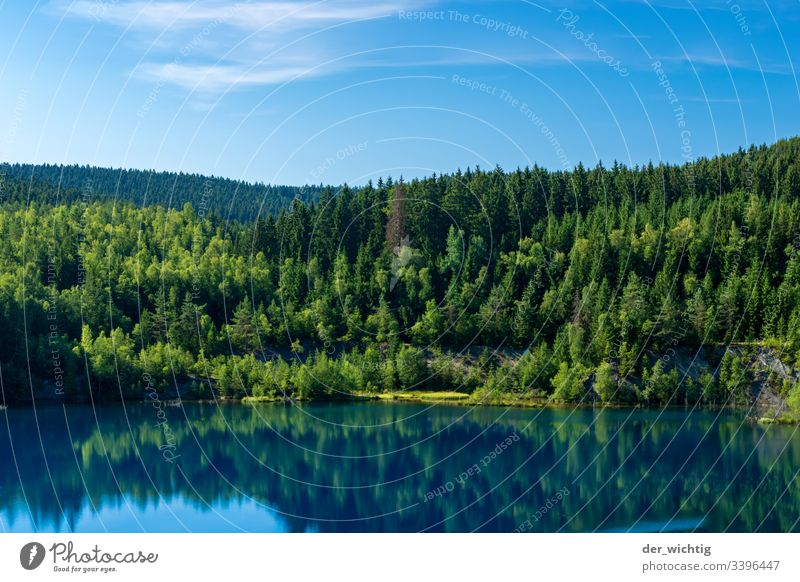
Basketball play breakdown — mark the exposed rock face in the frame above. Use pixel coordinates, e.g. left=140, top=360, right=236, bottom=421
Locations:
left=665, top=345, right=795, bottom=420
left=745, top=347, right=795, bottom=420
left=623, top=345, right=796, bottom=420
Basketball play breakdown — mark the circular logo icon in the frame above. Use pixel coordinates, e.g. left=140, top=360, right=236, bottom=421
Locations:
left=20, top=542, right=46, bottom=570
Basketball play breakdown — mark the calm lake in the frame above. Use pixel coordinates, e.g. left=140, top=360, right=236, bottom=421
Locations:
left=1, top=402, right=798, bottom=532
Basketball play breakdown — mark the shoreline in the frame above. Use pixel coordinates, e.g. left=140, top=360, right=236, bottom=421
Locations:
left=241, top=392, right=785, bottom=420
left=5, top=392, right=784, bottom=422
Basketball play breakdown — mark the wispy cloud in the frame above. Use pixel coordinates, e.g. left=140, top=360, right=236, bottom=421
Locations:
left=656, top=53, right=792, bottom=75
left=51, top=0, right=427, bottom=93
left=684, top=96, right=748, bottom=104
left=57, top=0, right=406, bottom=31
left=133, top=61, right=323, bottom=91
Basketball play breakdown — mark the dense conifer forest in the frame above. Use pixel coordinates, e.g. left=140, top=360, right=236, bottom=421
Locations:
left=0, top=162, right=322, bottom=221
left=2, top=138, right=800, bottom=416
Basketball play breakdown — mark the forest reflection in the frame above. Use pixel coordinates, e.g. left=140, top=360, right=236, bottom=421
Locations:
left=1, top=403, right=798, bottom=532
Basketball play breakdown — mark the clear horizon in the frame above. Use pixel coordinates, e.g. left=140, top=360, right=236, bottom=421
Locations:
left=1, top=135, right=795, bottom=190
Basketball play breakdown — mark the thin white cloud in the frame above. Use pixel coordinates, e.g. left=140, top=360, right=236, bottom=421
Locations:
left=684, top=96, right=747, bottom=104
left=657, top=53, right=792, bottom=75
left=131, top=45, right=661, bottom=94
left=59, top=0, right=405, bottom=31
left=134, top=61, right=322, bottom=91
left=52, top=0, right=426, bottom=93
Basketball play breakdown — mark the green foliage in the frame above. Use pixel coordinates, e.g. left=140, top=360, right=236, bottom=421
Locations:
left=700, top=370, right=721, bottom=404
left=138, top=342, right=195, bottom=391
left=593, top=361, right=617, bottom=403
left=4, top=138, right=800, bottom=405
left=550, top=362, right=589, bottom=402
left=0, top=162, right=321, bottom=222
left=293, top=352, right=357, bottom=400
left=515, top=343, right=556, bottom=394
left=395, top=345, right=428, bottom=389
left=410, top=300, right=446, bottom=344
left=427, top=349, right=470, bottom=391
left=786, top=382, right=800, bottom=421
left=719, top=351, right=750, bottom=405
left=683, top=376, right=702, bottom=404
left=641, top=359, right=680, bottom=404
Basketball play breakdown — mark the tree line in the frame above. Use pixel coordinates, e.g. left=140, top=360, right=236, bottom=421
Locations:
left=0, top=162, right=323, bottom=222
left=2, top=137, right=800, bottom=412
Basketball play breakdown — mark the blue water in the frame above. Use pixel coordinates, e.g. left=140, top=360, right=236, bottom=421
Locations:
left=1, top=402, right=798, bottom=532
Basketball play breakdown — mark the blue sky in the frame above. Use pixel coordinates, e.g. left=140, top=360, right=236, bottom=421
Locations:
left=1, top=0, right=798, bottom=186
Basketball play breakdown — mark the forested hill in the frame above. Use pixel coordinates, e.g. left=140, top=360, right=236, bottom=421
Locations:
left=0, top=162, right=324, bottom=221
left=2, top=137, right=800, bottom=418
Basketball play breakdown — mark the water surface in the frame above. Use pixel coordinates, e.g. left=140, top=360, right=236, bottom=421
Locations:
left=1, top=402, right=798, bottom=532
